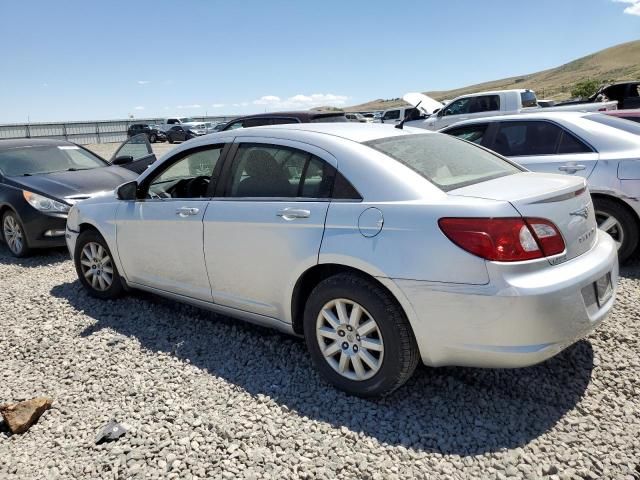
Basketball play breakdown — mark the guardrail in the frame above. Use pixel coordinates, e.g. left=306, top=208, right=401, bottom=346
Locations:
left=0, top=116, right=236, bottom=145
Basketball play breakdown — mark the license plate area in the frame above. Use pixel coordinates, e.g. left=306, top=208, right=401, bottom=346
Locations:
left=581, top=272, right=613, bottom=309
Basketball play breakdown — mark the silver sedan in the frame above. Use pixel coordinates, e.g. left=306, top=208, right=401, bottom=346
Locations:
left=66, top=124, right=618, bottom=397
left=441, top=111, right=640, bottom=262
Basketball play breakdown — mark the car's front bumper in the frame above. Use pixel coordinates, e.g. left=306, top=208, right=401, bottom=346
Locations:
left=65, top=226, right=79, bottom=257
left=19, top=209, right=67, bottom=248
left=391, top=230, right=618, bottom=368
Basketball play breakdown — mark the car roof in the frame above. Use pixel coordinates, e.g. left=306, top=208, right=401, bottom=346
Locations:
left=0, top=138, right=75, bottom=151
left=443, top=111, right=589, bottom=127
left=227, top=111, right=346, bottom=122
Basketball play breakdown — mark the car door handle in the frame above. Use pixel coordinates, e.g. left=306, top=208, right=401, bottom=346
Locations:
left=277, top=208, right=310, bottom=220
left=558, top=164, right=586, bottom=173
left=176, top=207, right=200, bottom=217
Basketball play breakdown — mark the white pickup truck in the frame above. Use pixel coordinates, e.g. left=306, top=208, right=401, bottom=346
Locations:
left=404, top=89, right=618, bottom=130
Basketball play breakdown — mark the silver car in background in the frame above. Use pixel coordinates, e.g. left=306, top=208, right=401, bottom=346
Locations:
left=65, top=124, right=617, bottom=397
left=441, top=111, right=640, bottom=262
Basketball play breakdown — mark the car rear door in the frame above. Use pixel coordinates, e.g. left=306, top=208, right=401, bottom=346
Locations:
left=111, top=134, right=157, bottom=174
left=487, top=120, right=599, bottom=179
left=202, top=138, right=334, bottom=321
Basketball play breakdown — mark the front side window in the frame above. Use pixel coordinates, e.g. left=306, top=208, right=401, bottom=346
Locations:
left=0, top=145, right=107, bottom=176
left=443, top=124, right=488, bottom=145
left=383, top=110, right=400, bottom=120
left=442, top=98, right=471, bottom=117
left=492, top=121, right=563, bottom=156
left=147, top=146, right=223, bottom=199
left=364, top=133, right=521, bottom=192
left=227, top=144, right=333, bottom=198
left=225, top=121, right=245, bottom=130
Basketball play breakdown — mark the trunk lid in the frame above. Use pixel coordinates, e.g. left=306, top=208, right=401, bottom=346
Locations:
left=448, top=172, right=597, bottom=263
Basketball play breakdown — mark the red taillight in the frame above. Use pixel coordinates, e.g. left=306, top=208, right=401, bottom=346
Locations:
left=438, top=217, right=565, bottom=262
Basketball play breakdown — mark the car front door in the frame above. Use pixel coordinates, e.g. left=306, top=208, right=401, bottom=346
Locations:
left=111, top=134, right=157, bottom=174
left=116, top=143, right=229, bottom=300
left=488, top=120, right=599, bottom=178
left=381, top=109, right=401, bottom=124
left=203, top=138, right=334, bottom=320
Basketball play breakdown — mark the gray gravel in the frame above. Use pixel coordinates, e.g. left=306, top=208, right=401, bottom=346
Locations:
left=0, top=245, right=639, bottom=480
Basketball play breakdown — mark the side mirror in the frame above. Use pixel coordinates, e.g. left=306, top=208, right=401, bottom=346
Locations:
left=116, top=181, right=138, bottom=200
left=113, top=155, right=134, bottom=165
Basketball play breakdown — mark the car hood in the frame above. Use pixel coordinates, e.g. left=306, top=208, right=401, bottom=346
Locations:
left=403, top=92, right=444, bottom=115
left=7, top=165, right=137, bottom=203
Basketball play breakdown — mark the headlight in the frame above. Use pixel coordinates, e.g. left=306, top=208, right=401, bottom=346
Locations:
left=23, top=191, right=70, bottom=213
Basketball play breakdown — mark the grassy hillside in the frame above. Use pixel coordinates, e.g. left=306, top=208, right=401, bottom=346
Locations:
left=346, top=40, right=640, bottom=112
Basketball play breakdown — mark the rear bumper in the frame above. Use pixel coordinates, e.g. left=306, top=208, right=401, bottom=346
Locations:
left=393, top=230, right=618, bottom=368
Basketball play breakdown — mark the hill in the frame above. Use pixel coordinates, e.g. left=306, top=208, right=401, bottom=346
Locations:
left=345, top=40, right=640, bottom=112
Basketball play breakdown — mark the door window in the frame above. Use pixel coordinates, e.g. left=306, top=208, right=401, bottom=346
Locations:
left=442, top=98, right=471, bottom=116
left=492, top=121, right=563, bottom=156
left=469, top=95, right=500, bottom=113
left=227, top=144, right=333, bottom=198
left=382, top=110, right=400, bottom=120
left=147, top=146, right=223, bottom=199
left=443, top=124, right=489, bottom=145
left=557, top=131, right=592, bottom=154
left=224, top=120, right=245, bottom=130
left=115, top=134, right=152, bottom=160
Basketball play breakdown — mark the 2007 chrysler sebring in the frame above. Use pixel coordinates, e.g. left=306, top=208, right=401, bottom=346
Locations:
left=66, top=123, right=617, bottom=397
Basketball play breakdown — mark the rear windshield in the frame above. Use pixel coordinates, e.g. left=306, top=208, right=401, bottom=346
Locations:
left=364, top=133, right=522, bottom=192
left=585, top=113, right=640, bottom=135
left=521, top=91, right=538, bottom=108
left=310, top=115, right=348, bottom=123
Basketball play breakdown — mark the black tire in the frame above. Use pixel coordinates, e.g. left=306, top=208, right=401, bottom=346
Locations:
left=303, top=273, right=419, bottom=398
left=167, top=135, right=174, bottom=144
left=149, top=133, right=157, bottom=143
left=2, top=211, right=31, bottom=258
left=74, top=229, right=124, bottom=299
left=594, top=197, right=639, bottom=263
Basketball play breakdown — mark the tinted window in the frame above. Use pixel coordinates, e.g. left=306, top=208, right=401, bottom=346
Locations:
left=444, top=124, right=488, bottom=145
left=269, top=118, right=299, bottom=125
left=557, top=131, right=592, bottom=154
left=227, top=144, right=333, bottom=198
left=310, top=114, right=347, bottom=123
left=585, top=114, right=640, bottom=135
left=0, top=145, right=106, bottom=176
left=492, top=121, right=562, bottom=156
left=224, top=121, right=245, bottom=131
left=364, top=134, right=520, bottom=192
left=469, top=95, right=500, bottom=113
left=521, top=91, right=538, bottom=108
left=383, top=110, right=400, bottom=120
left=243, top=118, right=271, bottom=128
left=148, top=146, right=222, bottom=199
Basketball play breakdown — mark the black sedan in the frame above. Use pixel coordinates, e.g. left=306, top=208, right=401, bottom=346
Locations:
left=127, top=123, right=166, bottom=143
left=0, top=139, right=137, bottom=257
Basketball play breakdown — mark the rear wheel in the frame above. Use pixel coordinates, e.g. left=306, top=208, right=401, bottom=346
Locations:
left=167, top=135, right=174, bottom=144
left=303, top=273, right=419, bottom=397
left=594, top=197, right=638, bottom=263
left=149, top=133, right=157, bottom=143
left=2, top=211, right=30, bottom=257
left=74, top=230, right=124, bottom=299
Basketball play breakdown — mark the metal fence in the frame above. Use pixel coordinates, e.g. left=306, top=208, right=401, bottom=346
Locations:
left=0, top=116, right=237, bottom=145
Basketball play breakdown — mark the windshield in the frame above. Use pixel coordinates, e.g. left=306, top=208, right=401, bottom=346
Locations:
left=585, top=113, right=640, bottom=135
left=0, top=145, right=107, bottom=176
left=364, top=133, right=521, bottom=192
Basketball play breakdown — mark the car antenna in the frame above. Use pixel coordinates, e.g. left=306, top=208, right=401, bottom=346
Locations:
left=396, top=100, right=422, bottom=130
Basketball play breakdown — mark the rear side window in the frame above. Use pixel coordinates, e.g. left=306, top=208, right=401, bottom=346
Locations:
left=557, top=131, right=592, bottom=154
left=227, top=144, right=334, bottom=198
left=443, top=124, right=488, bottom=145
left=364, top=134, right=521, bottom=192
left=521, top=91, right=538, bottom=108
left=469, top=95, right=500, bottom=113
left=492, top=121, right=562, bottom=156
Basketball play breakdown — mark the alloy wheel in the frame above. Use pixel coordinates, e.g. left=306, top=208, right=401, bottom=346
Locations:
left=315, top=298, right=384, bottom=381
left=596, top=210, right=624, bottom=250
left=3, top=215, right=24, bottom=255
left=80, top=241, right=114, bottom=291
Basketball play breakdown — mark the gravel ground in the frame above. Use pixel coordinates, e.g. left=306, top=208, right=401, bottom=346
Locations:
left=0, top=245, right=639, bottom=480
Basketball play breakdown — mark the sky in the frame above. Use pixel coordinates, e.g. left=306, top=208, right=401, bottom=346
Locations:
left=0, top=0, right=638, bottom=123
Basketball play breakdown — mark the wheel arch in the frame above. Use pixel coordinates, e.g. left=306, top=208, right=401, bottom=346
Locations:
left=591, top=193, right=640, bottom=228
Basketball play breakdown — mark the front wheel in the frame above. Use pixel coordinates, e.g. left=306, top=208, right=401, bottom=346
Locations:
left=594, top=198, right=638, bottom=263
left=2, top=211, right=30, bottom=257
left=303, top=273, right=419, bottom=397
left=149, top=133, right=157, bottom=143
left=74, top=230, right=124, bottom=299
left=167, top=135, right=174, bottom=144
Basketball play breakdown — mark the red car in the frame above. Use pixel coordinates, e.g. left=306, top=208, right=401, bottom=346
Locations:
left=602, top=109, right=640, bottom=124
